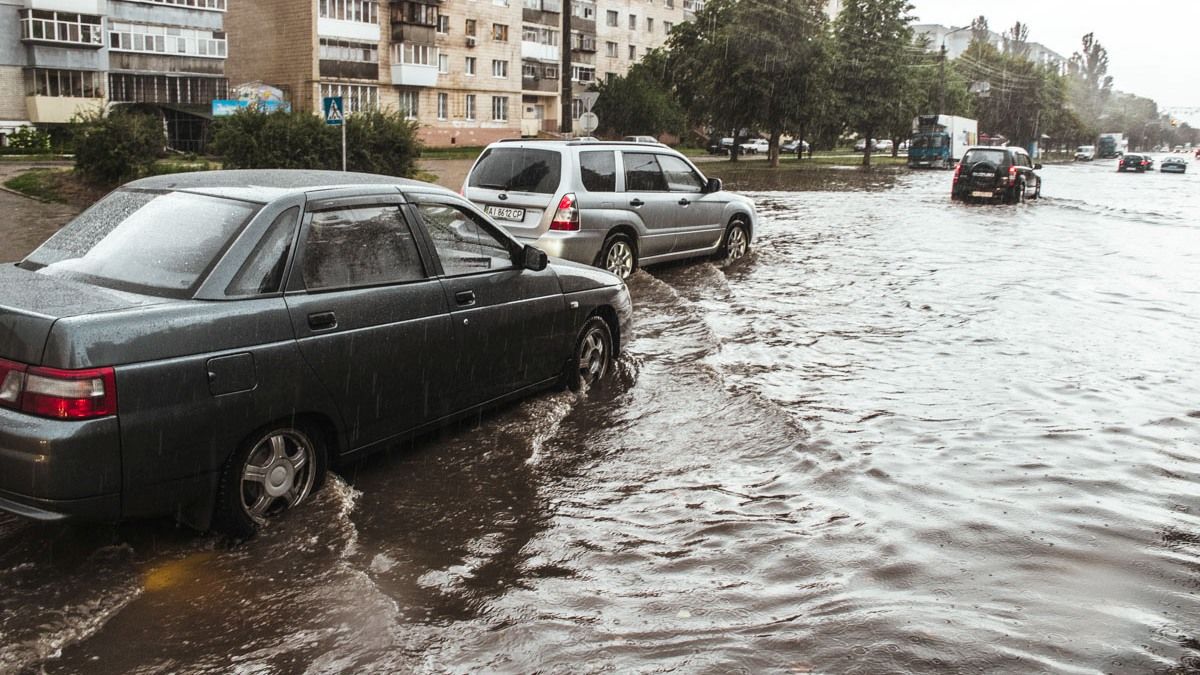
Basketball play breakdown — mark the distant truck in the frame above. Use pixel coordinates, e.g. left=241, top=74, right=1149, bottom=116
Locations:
left=1097, top=133, right=1127, bottom=159
left=908, top=115, right=978, bottom=169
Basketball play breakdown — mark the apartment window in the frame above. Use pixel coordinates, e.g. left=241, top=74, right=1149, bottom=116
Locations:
left=465, top=94, right=476, bottom=120
left=628, top=14, right=636, bottom=29
left=19, top=10, right=103, bottom=46
left=436, top=14, right=449, bottom=33
left=605, top=41, right=618, bottom=58
left=665, top=21, right=674, bottom=34
left=437, top=92, right=448, bottom=119
left=646, top=17, right=653, bottom=32
left=606, top=10, right=618, bottom=27
left=572, top=97, right=583, bottom=119
left=318, top=0, right=378, bottom=23
left=25, top=68, right=104, bottom=98
left=319, top=38, right=378, bottom=63
left=398, top=89, right=418, bottom=118
left=571, top=65, right=594, bottom=83
left=465, top=56, right=476, bottom=75
left=523, top=0, right=540, bottom=8
left=628, top=44, right=635, bottom=60
left=109, top=22, right=227, bottom=58
left=320, top=83, right=379, bottom=114
left=108, top=73, right=227, bottom=104
left=492, top=23, right=508, bottom=41
left=435, top=53, right=447, bottom=74
left=491, top=96, right=508, bottom=121
left=465, top=19, right=477, bottom=36
left=666, top=0, right=674, bottom=7
left=492, top=59, right=508, bottom=78
left=573, top=3, right=596, bottom=20
left=120, top=0, right=226, bottom=8
left=522, top=25, right=559, bottom=46
left=395, top=43, right=436, bottom=65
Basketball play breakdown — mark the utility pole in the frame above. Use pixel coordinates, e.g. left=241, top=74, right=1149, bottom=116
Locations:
left=560, top=0, right=573, bottom=135
left=937, top=44, right=947, bottom=113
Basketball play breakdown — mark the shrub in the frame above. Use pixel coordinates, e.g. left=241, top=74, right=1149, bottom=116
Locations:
left=72, top=110, right=165, bottom=187
left=211, top=109, right=422, bottom=177
left=3, top=127, right=52, bottom=154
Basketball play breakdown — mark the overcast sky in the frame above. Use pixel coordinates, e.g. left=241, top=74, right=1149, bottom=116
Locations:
left=907, top=0, right=1200, bottom=110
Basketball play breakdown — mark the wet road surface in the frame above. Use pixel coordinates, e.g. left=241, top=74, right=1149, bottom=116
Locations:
left=2, top=158, right=1199, bottom=673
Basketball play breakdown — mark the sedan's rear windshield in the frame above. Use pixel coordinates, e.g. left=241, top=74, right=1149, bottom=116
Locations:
left=469, top=148, right=562, bottom=194
left=21, top=189, right=259, bottom=298
left=962, top=149, right=1008, bottom=166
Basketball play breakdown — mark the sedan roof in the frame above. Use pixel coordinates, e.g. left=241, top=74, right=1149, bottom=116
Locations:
left=126, top=170, right=441, bottom=203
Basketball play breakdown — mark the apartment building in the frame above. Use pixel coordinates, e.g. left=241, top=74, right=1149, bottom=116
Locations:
left=0, top=0, right=228, bottom=148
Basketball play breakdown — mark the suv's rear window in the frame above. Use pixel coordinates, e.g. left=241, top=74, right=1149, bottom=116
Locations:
left=21, top=189, right=259, bottom=298
left=962, top=149, right=1008, bottom=166
left=469, top=147, right=562, bottom=194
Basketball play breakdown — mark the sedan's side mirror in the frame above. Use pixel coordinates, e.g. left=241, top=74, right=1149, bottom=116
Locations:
left=522, top=244, right=548, bottom=271
left=704, top=177, right=723, bottom=193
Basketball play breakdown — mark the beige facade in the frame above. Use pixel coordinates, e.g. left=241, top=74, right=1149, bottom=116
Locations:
left=0, top=66, right=26, bottom=121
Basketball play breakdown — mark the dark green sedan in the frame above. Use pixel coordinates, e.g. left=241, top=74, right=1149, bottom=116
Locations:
left=0, top=171, right=631, bottom=536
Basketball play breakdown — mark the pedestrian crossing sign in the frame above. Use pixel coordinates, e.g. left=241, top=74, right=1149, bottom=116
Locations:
left=323, top=96, right=345, bottom=126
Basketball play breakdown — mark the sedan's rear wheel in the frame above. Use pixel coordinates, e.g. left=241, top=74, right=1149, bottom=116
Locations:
left=214, top=424, right=327, bottom=538
left=600, top=234, right=637, bottom=279
left=567, top=317, right=614, bottom=391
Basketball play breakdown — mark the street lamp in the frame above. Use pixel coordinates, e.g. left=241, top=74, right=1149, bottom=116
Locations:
left=938, top=25, right=972, bottom=112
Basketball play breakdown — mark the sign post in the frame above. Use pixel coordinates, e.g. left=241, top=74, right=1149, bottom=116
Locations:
left=323, top=96, right=346, bottom=171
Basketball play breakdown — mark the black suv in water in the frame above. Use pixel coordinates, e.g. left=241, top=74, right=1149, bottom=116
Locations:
left=951, top=146, right=1043, bottom=204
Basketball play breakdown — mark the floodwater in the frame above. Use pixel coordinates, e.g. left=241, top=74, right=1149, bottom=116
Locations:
left=2, top=158, right=1199, bottom=674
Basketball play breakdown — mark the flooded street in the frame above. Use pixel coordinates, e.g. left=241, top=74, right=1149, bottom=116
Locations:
left=3, top=160, right=1199, bottom=673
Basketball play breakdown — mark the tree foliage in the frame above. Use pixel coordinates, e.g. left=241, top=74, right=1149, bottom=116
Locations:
left=592, top=51, right=686, bottom=139
left=832, top=0, right=916, bottom=165
left=72, top=109, right=165, bottom=187
left=212, top=109, right=421, bottom=176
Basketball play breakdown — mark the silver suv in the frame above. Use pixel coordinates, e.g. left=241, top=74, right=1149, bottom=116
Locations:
left=463, top=140, right=757, bottom=279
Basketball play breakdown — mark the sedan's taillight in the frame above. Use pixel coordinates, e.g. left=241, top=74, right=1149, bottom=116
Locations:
left=550, top=193, right=580, bottom=231
left=0, top=358, right=117, bottom=420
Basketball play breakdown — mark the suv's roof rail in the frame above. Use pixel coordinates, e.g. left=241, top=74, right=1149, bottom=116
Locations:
left=495, top=138, right=668, bottom=148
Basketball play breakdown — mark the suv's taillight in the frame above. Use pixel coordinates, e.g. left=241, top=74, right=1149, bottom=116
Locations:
left=550, top=193, right=580, bottom=231
left=1006, top=165, right=1018, bottom=184
left=952, top=163, right=962, bottom=183
left=0, top=357, right=117, bottom=420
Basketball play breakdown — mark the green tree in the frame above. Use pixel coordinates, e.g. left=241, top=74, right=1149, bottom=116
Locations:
left=1067, top=32, right=1113, bottom=128
left=72, top=109, right=164, bottom=186
left=592, top=51, right=685, bottom=139
left=833, top=0, right=916, bottom=166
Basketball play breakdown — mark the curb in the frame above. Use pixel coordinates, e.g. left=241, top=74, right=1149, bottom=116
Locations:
left=0, top=183, right=54, bottom=204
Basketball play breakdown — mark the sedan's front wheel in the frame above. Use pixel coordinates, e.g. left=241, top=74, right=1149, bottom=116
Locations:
left=567, top=317, right=614, bottom=391
left=214, top=424, right=327, bottom=538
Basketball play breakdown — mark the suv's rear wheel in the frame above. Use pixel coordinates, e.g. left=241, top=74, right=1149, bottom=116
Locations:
left=601, top=233, right=637, bottom=279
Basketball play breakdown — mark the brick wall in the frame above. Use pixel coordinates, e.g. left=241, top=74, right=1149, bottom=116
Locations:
left=0, top=66, right=27, bottom=120
left=225, top=0, right=317, bottom=111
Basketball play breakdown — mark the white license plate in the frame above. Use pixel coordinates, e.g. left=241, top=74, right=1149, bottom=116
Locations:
left=485, top=205, right=526, bottom=222
left=971, top=191, right=993, bottom=198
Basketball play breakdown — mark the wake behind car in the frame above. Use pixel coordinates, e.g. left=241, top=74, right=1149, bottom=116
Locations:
left=0, top=170, right=632, bottom=536
left=464, top=140, right=757, bottom=279
left=951, top=146, right=1043, bottom=204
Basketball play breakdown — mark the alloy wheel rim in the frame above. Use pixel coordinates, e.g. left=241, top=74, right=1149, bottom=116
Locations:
left=578, top=329, right=608, bottom=385
left=240, top=430, right=316, bottom=525
left=606, top=242, right=634, bottom=278
left=727, top=227, right=748, bottom=261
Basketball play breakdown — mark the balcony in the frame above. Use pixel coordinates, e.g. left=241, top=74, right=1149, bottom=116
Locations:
left=522, top=77, right=558, bottom=94
left=318, top=17, right=381, bottom=43
left=26, top=95, right=103, bottom=123
left=391, top=22, right=434, bottom=44
left=24, top=0, right=104, bottom=14
left=521, top=41, right=558, bottom=62
left=319, top=60, right=379, bottom=81
left=19, top=10, right=104, bottom=48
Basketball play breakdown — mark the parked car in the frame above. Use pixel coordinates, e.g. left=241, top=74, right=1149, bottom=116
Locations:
left=1160, top=156, right=1188, bottom=173
left=853, top=138, right=875, bottom=152
left=464, top=140, right=758, bottom=279
left=951, top=146, right=1043, bottom=204
left=707, top=137, right=735, bottom=155
left=1075, top=145, right=1096, bottom=161
left=875, top=139, right=895, bottom=154
left=623, top=135, right=665, bottom=146
left=1118, top=154, right=1150, bottom=172
left=739, top=138, right=770, bottom=155
left=781, top=139, right=810, bottom=154
left=0, top=170, right=632, bottom=536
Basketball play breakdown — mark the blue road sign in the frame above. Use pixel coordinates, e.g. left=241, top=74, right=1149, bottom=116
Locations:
left=323, top=96, right=345, bottom=126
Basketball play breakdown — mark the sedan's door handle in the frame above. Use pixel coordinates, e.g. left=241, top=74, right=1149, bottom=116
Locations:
left=629, top=198, right=645, bottom=207
left=455, top=290, right=476, bottom=306
left=307, top=311, right=337, bottom=331
left=678, top=198, right=690, bottom=206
